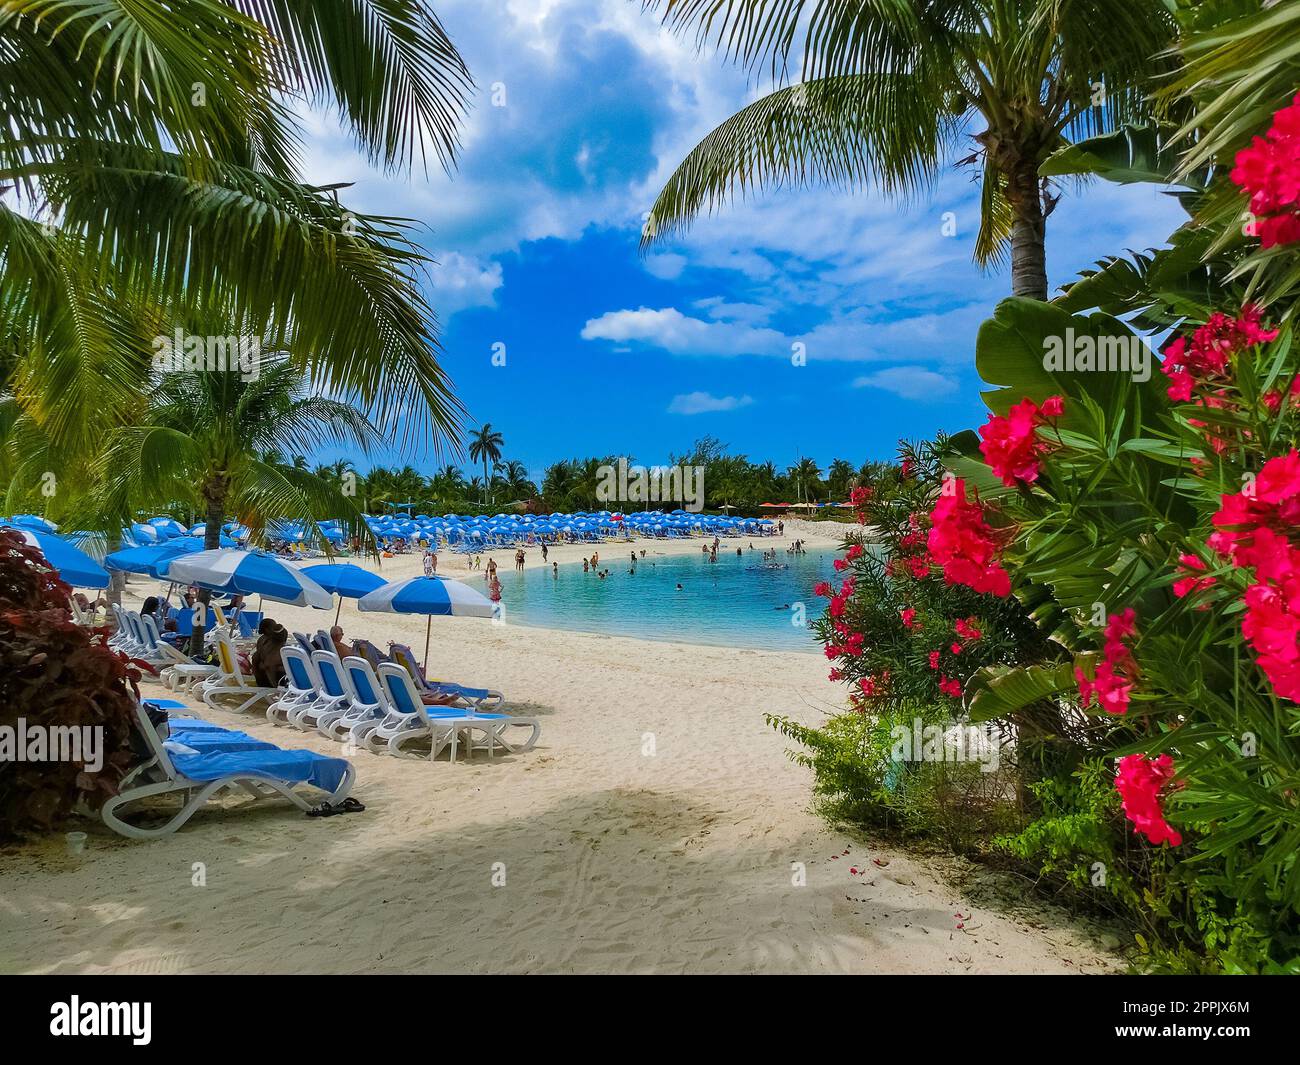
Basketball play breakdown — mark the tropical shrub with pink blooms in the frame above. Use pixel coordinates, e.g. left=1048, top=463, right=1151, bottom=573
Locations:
left=782, top=14, right=1300, bottom=969
left=766, top=439, right=1070, bottom=848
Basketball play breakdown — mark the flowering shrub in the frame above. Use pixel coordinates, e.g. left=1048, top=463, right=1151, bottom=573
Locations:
left=768, top=440, right=1067, bottom=844
left=789, top=84, right=1300, bottom=970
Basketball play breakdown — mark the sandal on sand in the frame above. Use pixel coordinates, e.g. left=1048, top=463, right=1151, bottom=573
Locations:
left=306, top=797, right=366, bottom=818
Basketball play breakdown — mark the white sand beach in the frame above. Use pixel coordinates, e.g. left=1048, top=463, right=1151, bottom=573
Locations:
left=0, top=524, right=1115, bottom=974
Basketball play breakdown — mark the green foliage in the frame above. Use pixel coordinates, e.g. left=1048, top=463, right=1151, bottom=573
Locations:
left=776, top=1, right=1300, bottom=971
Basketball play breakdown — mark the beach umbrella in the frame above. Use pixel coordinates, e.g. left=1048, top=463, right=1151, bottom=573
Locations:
left=163, top=549, right=332, bottom=608
left=148, top=516, right=188, bottom=538
left=128, top=522, right=159, bottom=544
left=105, top=536, right=211, bottom=578
left=301, top=562, right=387, bottom=624
left=357, top=574, right=494, bottom=667
left=3, top=524, right=110, bottom=588
left=8, top=513, right=58, bottom=532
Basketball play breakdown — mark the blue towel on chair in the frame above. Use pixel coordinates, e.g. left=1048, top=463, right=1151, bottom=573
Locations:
left=169, top=748, right=350, bottom=794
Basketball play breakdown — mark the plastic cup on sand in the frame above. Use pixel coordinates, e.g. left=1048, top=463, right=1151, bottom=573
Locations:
left=65, top=831, right=88, bottom=856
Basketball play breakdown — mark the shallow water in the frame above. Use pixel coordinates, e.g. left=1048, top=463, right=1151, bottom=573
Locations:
left=494, top=544, right=839, bottom=652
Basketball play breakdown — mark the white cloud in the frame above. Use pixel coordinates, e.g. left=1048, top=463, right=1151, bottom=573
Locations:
left=667, top=392, right=755, bottom=415
left=581, top=306, right=786, bottom=357
left=852, top=366, right=960, bottom=402
left=643, top=252, right=688, bottom=280
left=428, top=251, right=504, bottom=318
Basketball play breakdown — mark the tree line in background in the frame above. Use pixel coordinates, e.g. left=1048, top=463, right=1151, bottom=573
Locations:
left=339, top=434, right=894, bottom=516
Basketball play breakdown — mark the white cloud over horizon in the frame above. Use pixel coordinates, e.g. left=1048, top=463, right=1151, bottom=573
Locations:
left=667, top=391, right=755, bottom=415
left=853, top=366, right=960, bottom=402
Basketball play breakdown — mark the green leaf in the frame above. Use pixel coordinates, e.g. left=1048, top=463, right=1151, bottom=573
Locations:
left=967, top=660, right=1079, bottom=724
left=1040, top=125, right=1200, bottom=188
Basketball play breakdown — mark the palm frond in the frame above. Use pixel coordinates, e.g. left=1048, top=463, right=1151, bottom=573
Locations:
left=232, top=0, right=473, bottom=173
left=643, top=72, right=959, bottom=246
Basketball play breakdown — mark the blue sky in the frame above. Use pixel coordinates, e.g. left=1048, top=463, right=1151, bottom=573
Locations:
left=305, top=0, right=1188, bottom=483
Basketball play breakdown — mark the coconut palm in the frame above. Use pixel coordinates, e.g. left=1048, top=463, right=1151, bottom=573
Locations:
left=90, top=354, right=383, bottom=650
left=641, top=1, right=1178, bottom=299
left=826, top=458, right=857, bottom=500
left=1, top=0, right=472, bottom=449
left=429, top=464, right=468, bottom=505
left=496, top=459, right=535, bottom=501
left=788, top=457, right=822, bottom=507
left=467, top=424, right=504, bottom=504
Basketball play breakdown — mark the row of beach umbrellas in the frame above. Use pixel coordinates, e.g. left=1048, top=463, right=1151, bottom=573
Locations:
left=3, top=519, right=494, bottom=668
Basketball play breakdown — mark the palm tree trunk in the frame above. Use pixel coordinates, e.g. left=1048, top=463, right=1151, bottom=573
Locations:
left=1008, top=159, right=1048, bottom=301
left=187, top=486, right=225, bottom=655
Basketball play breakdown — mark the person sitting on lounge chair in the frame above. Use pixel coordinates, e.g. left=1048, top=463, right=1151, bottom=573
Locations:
left=251, top=620, right=289, bottom=688
left=160, top=618, right=184, bottom=646
left=330, top=625, right=354, bottom=659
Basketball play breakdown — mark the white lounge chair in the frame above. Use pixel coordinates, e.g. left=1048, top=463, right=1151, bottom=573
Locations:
left=328, top=656, right=390, bottom=744
left=200, top=634, right=278, bottom=714
left=267, top=646, right=324, bottom=726
left=101, top=702, right=356, bottom=839
left=375, top=662, right=540, bottom=762
left=286, top=650, right=350, bottom=731
left=155, top=642, right=219, bottom=693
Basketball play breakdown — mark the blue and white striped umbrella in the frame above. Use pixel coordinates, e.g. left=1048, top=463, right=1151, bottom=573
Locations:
left=358, top=574, right=495, bottom=667
left=357, top=575, right=493, bottom=618
left=3, top=524, right=110, bottom=588
left=162, top=549, right=332, bottom=608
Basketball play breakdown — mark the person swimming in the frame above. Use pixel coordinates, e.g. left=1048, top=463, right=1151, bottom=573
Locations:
left=675, top=583, right=683, bottom=590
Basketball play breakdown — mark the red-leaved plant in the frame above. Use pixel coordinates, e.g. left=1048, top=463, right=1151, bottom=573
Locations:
left=0, top=529, right=140, bottom=837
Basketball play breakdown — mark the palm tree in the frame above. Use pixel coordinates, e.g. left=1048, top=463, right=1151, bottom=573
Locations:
left=496, top=459, right=535, bottom=501
left=92, top=354, right=382, bottom=651
left=789, top=458, right=822, bottom=508
left=826, top=458, right=856, bottom=501
left=2, top=1, right=472, bottom=451
left=429, top=464, right=468, bottom=506
left=641, top=1, right=1177, bottom=299
left=467, top=424, right=504, bottom=505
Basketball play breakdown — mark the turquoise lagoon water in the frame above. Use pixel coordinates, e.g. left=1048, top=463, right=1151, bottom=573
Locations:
left=494, top=545, right=839, bottom=652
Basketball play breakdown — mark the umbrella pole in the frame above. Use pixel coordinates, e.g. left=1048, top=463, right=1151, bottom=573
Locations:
left=335, top=598, right=342, bottom=626
left=423, top=615, right=432, bottom=672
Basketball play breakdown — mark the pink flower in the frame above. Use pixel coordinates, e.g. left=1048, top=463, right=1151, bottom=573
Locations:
left=978, top=397, right=1063, bottom=487
left=928, top=650, right=941, bottom=670
left=1076, top=608, right=1138, bottom=716
left=900, top=607, right=916, bottom=629
left=1231, top=94, right=1300, bottom=249
left=926, top=479, right=1012, bottom=597
left=1172, top=553, right=1216, bottom=599
left=1161, top=306, right=1279, bottom=402
left=1115, top=754, right=1182, bottom=847
left=954, top=617, right=981, bottom=643
left=905, top=555, right=930, bottom=579
left=938, top=676, right=962, bottom=699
